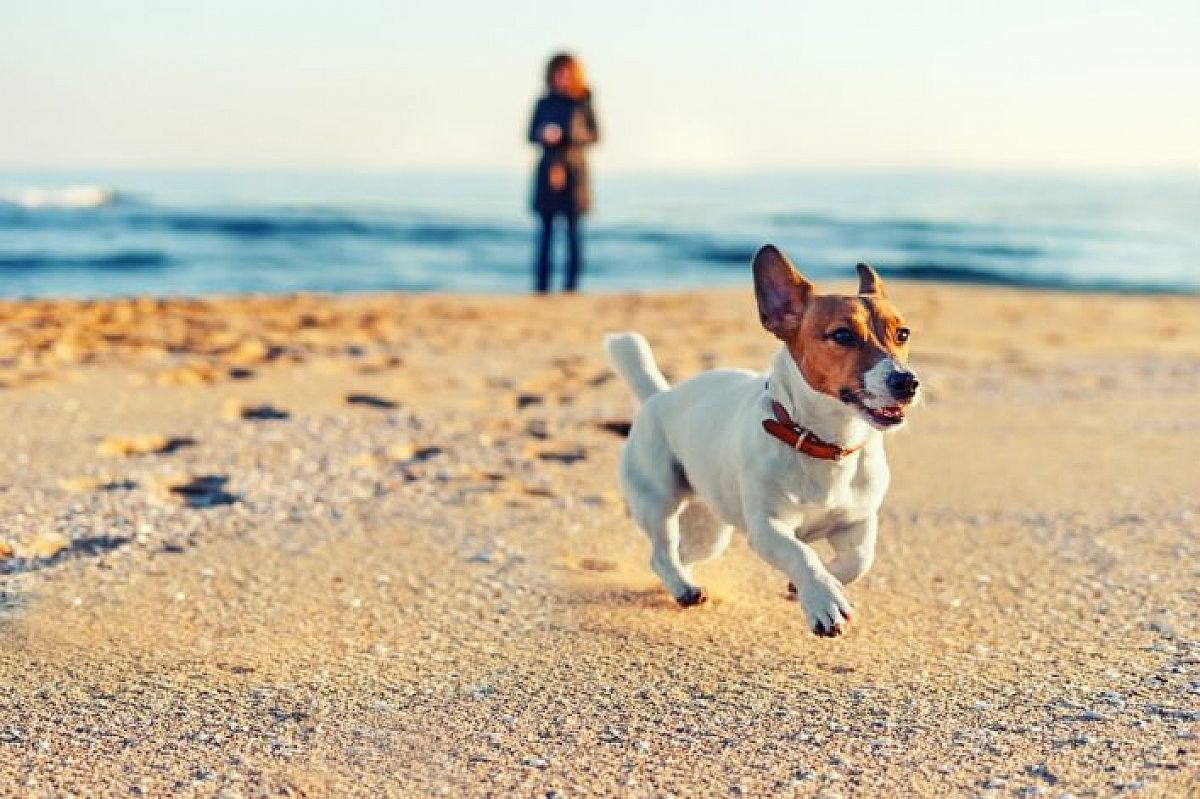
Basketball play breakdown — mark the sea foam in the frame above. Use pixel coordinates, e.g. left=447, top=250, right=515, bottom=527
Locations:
left=0, top=185, right=118, bottom=209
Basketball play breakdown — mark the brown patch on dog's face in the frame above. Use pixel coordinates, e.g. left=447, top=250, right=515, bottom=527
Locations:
left=785, top=293, right=911, bottom=399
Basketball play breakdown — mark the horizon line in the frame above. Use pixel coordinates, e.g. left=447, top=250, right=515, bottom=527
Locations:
left=1, top=163, right=1197, bottom=182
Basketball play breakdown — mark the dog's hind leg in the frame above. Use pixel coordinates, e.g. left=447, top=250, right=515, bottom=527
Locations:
left=643, top=497, right=707, bottom=606
left=677, top=501, right=733, bottom=567
left=619, top=422, right=706, bottom=606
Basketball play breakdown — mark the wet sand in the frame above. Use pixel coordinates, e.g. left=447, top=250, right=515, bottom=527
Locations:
left=1, top=284, right=1198, bottom=797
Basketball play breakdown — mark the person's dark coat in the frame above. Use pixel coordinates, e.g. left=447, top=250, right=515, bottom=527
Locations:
left=528, top=91, right=599, bottom=216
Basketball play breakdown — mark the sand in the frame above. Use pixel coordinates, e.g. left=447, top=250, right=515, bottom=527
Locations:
left=0, top=283, right=1197, bottom=797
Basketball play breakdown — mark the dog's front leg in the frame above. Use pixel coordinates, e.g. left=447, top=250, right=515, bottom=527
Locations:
left=748, top=516, right=854, bottom=637
left=824, top=515, right=878, bottom=586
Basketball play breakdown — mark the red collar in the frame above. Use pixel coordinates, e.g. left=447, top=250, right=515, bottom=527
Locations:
left=762, top=400, right=863, bottom=461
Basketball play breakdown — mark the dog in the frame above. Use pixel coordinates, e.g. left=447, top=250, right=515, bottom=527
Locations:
left=604, top=245, right=919, bottom=636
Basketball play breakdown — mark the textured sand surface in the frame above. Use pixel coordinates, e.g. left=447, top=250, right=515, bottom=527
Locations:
left=0, top=284, right=1198, bottom=797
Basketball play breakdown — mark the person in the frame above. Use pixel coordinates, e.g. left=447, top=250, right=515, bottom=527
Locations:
left=527, top=52, right=599, bottom=293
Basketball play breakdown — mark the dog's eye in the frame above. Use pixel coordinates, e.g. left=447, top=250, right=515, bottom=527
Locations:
left=896, top=327, right=911, bottom=343
left=828, top=328, right=859, bottom=347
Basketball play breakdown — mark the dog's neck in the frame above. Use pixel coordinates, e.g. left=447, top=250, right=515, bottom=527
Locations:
left=767, top=347, right=877, bottom=449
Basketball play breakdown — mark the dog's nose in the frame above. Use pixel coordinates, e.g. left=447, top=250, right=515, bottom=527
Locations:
left=887, top=371, right=920, bottom=401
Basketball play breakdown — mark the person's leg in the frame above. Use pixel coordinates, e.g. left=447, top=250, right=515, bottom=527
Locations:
left=533, top=212, right=554, bottom=294
left=564, top=212, right=582, bottom=292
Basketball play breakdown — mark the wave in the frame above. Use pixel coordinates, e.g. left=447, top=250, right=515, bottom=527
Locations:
left=684, top=242, right=757, bottom=266
left=123, top=210, right=524, bottom=244
left=0, top=185, right=120, bottom=209
left=0, top=251, right=171, bottom=271
left=770, top=211, right=980, bottom=235
left=881, top=262, right=1191, bottom=294
left=136, top=210, right=389, bottom=238
left=894, top=240, right=1042, bottom=259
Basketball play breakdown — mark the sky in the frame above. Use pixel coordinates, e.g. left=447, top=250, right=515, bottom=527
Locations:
left=2, top=0, right=1198, bottom=175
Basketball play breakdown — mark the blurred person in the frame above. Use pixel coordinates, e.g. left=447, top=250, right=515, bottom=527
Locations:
left=527, top=52, right=599, bottom=293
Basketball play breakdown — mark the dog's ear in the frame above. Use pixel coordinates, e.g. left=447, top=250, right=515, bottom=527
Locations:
left=753, top=245, right=812, bottom=338
left=856, top=262, right=886, bottom=297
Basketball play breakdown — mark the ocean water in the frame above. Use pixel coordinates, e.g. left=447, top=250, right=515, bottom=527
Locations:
left=0, top=169, right=1196, bottom=298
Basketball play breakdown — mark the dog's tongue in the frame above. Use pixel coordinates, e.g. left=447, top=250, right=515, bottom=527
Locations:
left=878, top=406, right=904, bottom=420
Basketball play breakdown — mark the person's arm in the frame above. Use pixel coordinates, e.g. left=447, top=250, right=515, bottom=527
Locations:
left=527, top=99, right=563, bottom=147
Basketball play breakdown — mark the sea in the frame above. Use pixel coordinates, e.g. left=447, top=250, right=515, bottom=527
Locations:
left=0, top=169, right=1196, bottom=298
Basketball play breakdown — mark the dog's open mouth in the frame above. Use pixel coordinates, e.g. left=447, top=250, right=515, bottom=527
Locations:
left=840, top=389, right=908, bottom=429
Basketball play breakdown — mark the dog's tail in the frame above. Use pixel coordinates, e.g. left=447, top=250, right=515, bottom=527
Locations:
left=603, top=332, right=670, bottom=404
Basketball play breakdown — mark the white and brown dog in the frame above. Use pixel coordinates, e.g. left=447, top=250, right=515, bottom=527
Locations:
left=604, top=245, right=919, bottom=636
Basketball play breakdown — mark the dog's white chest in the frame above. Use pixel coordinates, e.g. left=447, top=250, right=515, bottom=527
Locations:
left=767, top=446, right=890, bottom=536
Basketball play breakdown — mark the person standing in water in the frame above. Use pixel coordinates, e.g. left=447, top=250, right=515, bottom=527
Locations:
left=527, top=52, right=599, bottom=293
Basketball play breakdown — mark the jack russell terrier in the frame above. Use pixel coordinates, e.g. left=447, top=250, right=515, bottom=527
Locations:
left=604, top=245, right=920, bottom=637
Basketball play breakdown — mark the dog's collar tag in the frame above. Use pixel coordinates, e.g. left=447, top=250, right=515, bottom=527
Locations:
left=762, top=400, right=862, bottom=461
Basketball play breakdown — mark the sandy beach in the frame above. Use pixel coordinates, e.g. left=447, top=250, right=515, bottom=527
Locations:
left=0, top=282, right=1198, bottom=797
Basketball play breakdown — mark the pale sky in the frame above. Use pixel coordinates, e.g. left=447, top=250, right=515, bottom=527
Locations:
left=2, top=0, right=1198, bottom=174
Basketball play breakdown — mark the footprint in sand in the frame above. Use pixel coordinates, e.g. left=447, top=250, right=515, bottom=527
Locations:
left=576, top=557, right=618, bottom=572
left=595, top=419, right=631, bottom=437
left=532, top=446, right=587, bottom=465
left=0, top=533, right=112, bottom=568
left=154, top=474, right=238, bottom=508
left=223, top=400, right=290, bottom=421
left=344, top=392, right=399, bottom=410
left=59, top=476, right=138, bottom=493
left=96, top=435, right=195, bottom=456
left=515, top=392, right=543, bottom=410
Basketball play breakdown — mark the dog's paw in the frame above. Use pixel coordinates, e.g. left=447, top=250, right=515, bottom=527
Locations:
left=797, top=579, right=853, bottom=637
left=674, top=586, right=709, bottom=607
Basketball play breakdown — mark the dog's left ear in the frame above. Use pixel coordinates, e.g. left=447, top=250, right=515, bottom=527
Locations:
left=856, top=262, right=886, bottom=297
left=753, top=245, right=813, bottom=338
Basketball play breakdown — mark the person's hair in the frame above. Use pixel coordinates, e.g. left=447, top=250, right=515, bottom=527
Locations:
left=544, top=52, right=588, bottom=100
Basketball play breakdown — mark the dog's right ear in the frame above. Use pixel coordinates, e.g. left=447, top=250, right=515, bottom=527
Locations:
left=753, top=245, right=812, bottom=338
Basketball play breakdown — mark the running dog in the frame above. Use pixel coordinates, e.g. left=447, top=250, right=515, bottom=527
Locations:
left=604, top=245, right=920, bottom=636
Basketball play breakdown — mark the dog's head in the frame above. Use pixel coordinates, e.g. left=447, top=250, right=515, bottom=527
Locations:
left=753, top=244, right=920, bottom=430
